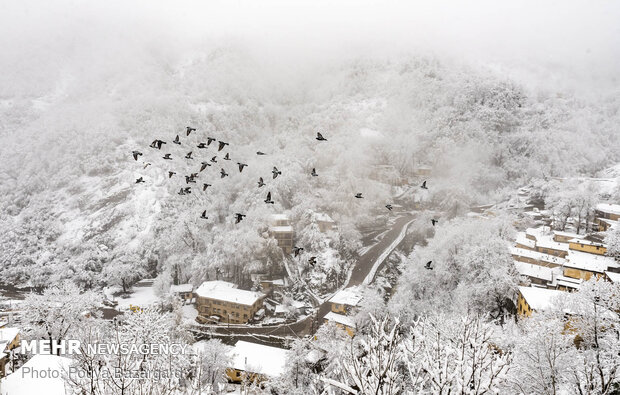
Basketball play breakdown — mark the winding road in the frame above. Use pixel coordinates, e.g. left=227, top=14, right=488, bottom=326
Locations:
left=194, top=212, right=415, bottom=340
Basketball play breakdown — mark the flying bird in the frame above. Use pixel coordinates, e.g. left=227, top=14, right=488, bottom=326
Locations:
left=256, top=151, right=266, bottom=155
left=132, top=151, right=142, bottom=161
left=135, top=177, right=145, bottom=184
left=421, top=180, right=428, bottom=190
left=316, top=132, right=327, bottom=141
left=386, top=204, right=393, bottom=211
left=185, top=152, right=193, bottom=160
left=425, top=261, right=433, bottom=270
left=143, top=163, right=151, bottom=169
left=163, top=153, right=172, bottom=160
left=168, top=171, right=176, bottom=178
left=218, top=141, right=229, bottom=151
left=202, top=183, right=212, bottom=191
left=210, top=156, right=217, bottom=163
left=234, top=213, right=246, bottom=224
left=355, top=193, right=363, bottom=199
left=186, top=126, right=196, bottom=136
left=258, top=177, right=265, bottom=188
left=272, top=167, right=282, bottom=179
left=207, top=137, right=216, bottom=146
left=150, top=139, right=166, bottom=149
left=223, top=153, right=231, bottom=161
left=308, top=257, right=317, bottom=266
left=237, top=163, right=247, bottom=173
left=183, top=187, right=192, bottom=194
left=173, top=135, right=181, bottom=145
left=200, top=162, right=211, bottom=172
left=431, top=219, right=438, bottom=226
left=293, top=246, right=304, bottom=257
left=178, top=188, right=185, bottom=195
left=220, top=169, right=228, bottom=178
left=185, top=176, right=196, bottom=184
left=197, top=142, right=207, bottom=149
left=264, top=192, right=274, bottom=204
left=311, top=168, right=318, bottom=177
left=200, top=210, right=208, bottom=220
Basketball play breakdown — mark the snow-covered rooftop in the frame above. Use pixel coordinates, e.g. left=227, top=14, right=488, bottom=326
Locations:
left=314, top=212, right=335, bottom=223
left=271, top=214, right=290, bottom=221
left=553, top=230, right=583, bottom=239
left=596, top=203, right=620, bottom=216
left=195, top=281, right=263, bottom=306
left=0, top=354, right=73, bottom=395
left=329, top=288, right=362, bottom=306
left=325, top=311, right=355, bottom=328
left=526, top=227, right=570, bottom=252
left=564, top=251, right=619, bottom=273
left=0, top=327, right=19, bottom=350
left=170, top=283, right=193, bottom=293
left=510, top=247, right=566, bottom=265
left=519, top=286, right=565, bottom=312
left=554, top=276, right=583, bottom=290
left=605, top=271, right=620, bottom=283
left=515, top=232, right=535, bottom=249
left=514, top=261, right=558, bottom=282
left=270, top=225, right=293, bottom=232
left=229, top=341, right=288, bottom=377
left=568, top=238, right=607, bottom=248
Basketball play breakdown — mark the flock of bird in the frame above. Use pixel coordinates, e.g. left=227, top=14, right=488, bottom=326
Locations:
left=131, top=128, right=437, bottom=269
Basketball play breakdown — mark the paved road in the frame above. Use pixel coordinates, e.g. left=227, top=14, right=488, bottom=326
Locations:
left=195, top=212, right=415, bottom=339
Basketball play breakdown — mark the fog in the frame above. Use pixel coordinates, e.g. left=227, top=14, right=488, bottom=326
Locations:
left=1, top=0, right=619, bottom=99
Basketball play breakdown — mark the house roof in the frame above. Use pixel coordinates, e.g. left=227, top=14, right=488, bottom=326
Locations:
left=269, top=225, right=293, bottom=232
left=314, top=213, right=335, bottom=223
left=515, top=232, right=536, bottom=249
left=0, top=354, right=73, bottom=395
left=554, top=276, right=583, bottom=290
left=519, top=286, right=565, bottom=311
left=605, top=271, right=620, bottom=283
left=514, top=261, right=558, bottom=282
left=271, top=214, right=290, bottom=221
left=510, top=247, right=566, bottom=265
left=170, top=284, right=193, bottom=293
left=195, top=281, right=264, bottom=306
left=568, top=238, right=607, bottom=248
left=0, top=327, right=19, bottom=351
left=329, top=288, right=362, bottom=307
left=229, top=341, right=288, bottom=377
left=596, top=203, right=620, bottom=216
left=324, top=311, right=355, bottom=328
left=553, top=230, right=583, bottom=239
left=564, top=250, right=619, bottom=273
left=526, top=227, right=570, bottom=251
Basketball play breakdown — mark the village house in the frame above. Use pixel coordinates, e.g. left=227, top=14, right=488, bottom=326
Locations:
left=510, top=247, right=566, bottom=268
left=324, top=312, right=356, bottom=337
left=269, top=214, right=294, bottom=254
left=568, top=238, right=608, bottom=256
left=562, top=251, right=619, bottom=281
left=328, top=288, right=362, bottom=314
left=169, top=283, right=193, bottom=301
left=595, top=203, right=620, bottom=221
left=513, top=261, right=559, bottom=287
left=0, top=327, right=20, bottom=378
left=604, top=271, right=620, bottom=284
left=525, top=227, right=569, bottom=257
left=553, top=230, right=584, bottom=244
left=516, top=286, right=565, bottom=318
left=194, top=281, right=265, bottom=324
left=226, top=341, right=288, bottom=384
left=314, top=212, right=336, bottom=233
left=259, top=278, right=287, bottom=296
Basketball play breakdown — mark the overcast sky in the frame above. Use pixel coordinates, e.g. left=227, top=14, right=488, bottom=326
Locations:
left=1, top=0, right=619, bottom=95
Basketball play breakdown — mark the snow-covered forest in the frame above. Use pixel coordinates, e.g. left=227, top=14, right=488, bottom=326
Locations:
left=1, top=1, right=619, bottom=394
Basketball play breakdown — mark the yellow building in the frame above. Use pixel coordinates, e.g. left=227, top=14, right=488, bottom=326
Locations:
left=568, top=239, right=607, bottom=256
left=553, top=231, right=583, bottom=244
left=328, top=288, right=362, bottom=314
left=269, top=214, right=294, bottom=254
left=510, top=247, right=565, bottom=268
left=562, top=251, right=618, bottom=281
left=595, top=203, right=620, bottom=221
left=517, top=286, right=565, bottom=318
left=0, top=327, right=20, bottom=377
left=195, top=281, right=264, bottom=324
left=324, top=312, right=356, bottom=337
left=225, top=341, right=288, bottom=384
